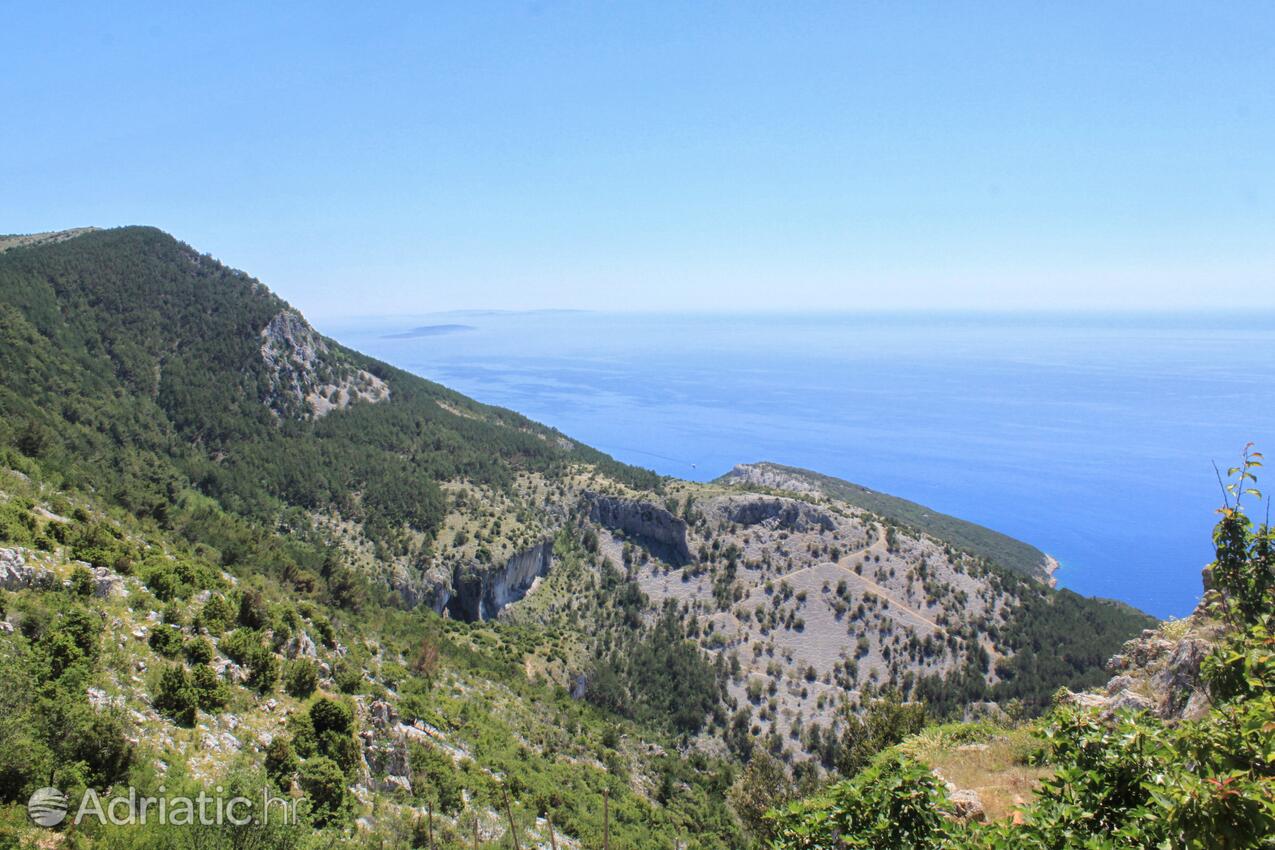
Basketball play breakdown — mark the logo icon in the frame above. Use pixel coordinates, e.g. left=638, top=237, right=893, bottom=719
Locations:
left=28, top=787, right=68, bottom=827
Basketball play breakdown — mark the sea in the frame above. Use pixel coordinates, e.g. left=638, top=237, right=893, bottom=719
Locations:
left=324, top=310, right=1275, bottom=620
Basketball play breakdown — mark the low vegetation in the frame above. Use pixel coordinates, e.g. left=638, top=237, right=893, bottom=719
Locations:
left=0, top=228, right=1236, bottom=848
left=767, top=452, right=1275, bottom=849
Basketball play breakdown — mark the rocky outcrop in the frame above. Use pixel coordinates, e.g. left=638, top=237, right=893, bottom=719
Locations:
left=1152, top=638, right=1212, bottom=720
left=0, top=548, right=55, bottom=590
left=260, top=310, right=389, bottom=419
left=285, top=630, right=318, bottom=659
left=718, top=463, right=822, bottom=497
left=1062, top=617, right=1221, bottom=722
left=584, top=493, right=691, bottom=566
left=87, top=564, right=130, bottom=598
left=446, top=540, right=554, bottom=622
left=386, top=561, right=442, bottom=610
left=360, top=699, right=412, bottom=793
left=948, top=789, right=986, bottom=823
left=716, top=495, right=836, bottom=533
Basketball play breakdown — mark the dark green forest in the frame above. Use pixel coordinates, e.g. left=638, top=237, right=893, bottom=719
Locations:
left=0, top=227, right=657, bottom=568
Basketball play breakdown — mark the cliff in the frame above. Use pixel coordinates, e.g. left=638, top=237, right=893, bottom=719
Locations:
left=584, top=493, right=692, bottom=566
left=442, top=540, right=555, bottom=622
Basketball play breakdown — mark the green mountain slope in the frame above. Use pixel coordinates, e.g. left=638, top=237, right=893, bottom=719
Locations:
left=0, top=226, right=1158, bottom=849
left=718, top=462, right=1053, bottom=581
left=0, top=226, right=655, bottom=558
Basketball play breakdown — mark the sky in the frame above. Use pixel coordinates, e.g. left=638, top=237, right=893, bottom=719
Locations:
left=2, top=2, right=1272, bottom=318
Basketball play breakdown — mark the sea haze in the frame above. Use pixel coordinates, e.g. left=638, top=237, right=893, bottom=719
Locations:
left=326, top=311, right=1275, bottom=619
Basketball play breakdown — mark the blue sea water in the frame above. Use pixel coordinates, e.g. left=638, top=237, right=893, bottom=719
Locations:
left=325, top=311, right=1275, bottom=619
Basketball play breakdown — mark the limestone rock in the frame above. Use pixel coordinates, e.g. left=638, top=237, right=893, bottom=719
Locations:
left=718, top=496, right=836, bottom=533
left=949, top=789, right=985, bottom=822
left=584, top=493, right=691, bottom=565
left=0, top=548, right=55, bottom=590
left=286, top=630, right=318, bottom=659
left=446, top=540, right=554, bottom=621
left=1152, top=638, right=1210, bottom=719
left=90, top=566, right=129, bottom=598
left=260, top=310, right=390, bottom=419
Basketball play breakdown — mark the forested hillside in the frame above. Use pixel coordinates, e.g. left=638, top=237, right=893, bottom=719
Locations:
left=0, top=226, right=654, bottom=566
left=0, top=227, right=1163, bottom=849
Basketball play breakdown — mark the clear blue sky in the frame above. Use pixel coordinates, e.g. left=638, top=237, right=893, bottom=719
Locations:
left=3, top=2, right=1272, bottom=318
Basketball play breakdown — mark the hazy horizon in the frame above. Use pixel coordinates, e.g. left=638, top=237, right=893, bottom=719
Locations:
left=4, top=3, right=1273, bottom=316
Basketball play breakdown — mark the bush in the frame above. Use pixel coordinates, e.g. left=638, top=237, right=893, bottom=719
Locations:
left=309, top=697, right=353, bottom=737
left=153, top=665, right=198, bottom=726
left=148, top=624, right=184, bottom=658
left=244, top=644, right=279, bottom=693
left=197, top=594, right=235, bottom=634
left=219, top=627, right=260, bottom=665
left=238, top=588, right=271, bottom=630
left=769, top=755, right=948, bottom=850
left=190, top=664, right=229, bottom=711
left=183, top=636, right=215, bottom=665
left=332, top=658, right=365, bottom=694
left=299, top=756, right=347, bottom=827
left=68, top=565, right=94, bottom=598
left=408, top=741, right=464, bottom=814
left=265, top=737, right=297, bottom=790
left=284, top=658, right=319, bottom=699
left=835, top=693, right=928, bottom=778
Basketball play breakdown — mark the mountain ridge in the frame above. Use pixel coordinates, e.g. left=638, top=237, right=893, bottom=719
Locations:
left=718, top=462, right=1055, bottom=583
left=0, top=225, right=1159, bottom=848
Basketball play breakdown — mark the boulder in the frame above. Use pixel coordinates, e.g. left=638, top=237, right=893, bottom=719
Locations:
left=90, top=566, right=129, bottom=598
left=0, top=548, right=55, bottom=590
left=286, top=630, right=318, bottom=659
left=949, top=789, right=985, bottom=822
left=1152, top=638, right=1210, bottom=719
left=1106, top=689, right=1153, bottom=714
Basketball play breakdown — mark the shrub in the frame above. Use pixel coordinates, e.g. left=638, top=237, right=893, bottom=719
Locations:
left=68, top=565, right=94, bottom=598
left=238, top=588, right=271, bottom=630
left=769, top=755, right=948, bottom=850
left=197, top=594, right=235, bottom=634
left=183, top=636, right=215, bottom=665
left=835, top=693, right=928, bottom=778
left=309, top=698, right=353, bottom=736
left=220, top=627, right=261, bottom=665
left=265, top=737, right=297, bottom=790
left=298, top=756, right=347, bottom=827
left=244, top=645, right=279, bottom=693
left=409, top=741, right=464, bottom=814
left=190, top=664, right=229, bottom=711
left=153, top=665, right=197, bottom=726
left=332, top=659, right=364, bottom=694
left=148, top=624, right=184, bottom=658
left=284, top=658, right=319, bottom=699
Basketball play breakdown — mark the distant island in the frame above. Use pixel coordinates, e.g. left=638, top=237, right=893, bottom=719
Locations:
left=380, top=323, right=476, bottom=339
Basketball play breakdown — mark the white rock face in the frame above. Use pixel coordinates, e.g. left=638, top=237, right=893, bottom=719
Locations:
left=89, top=565, right=130, bottom=598
left=448, top=540, right=555, bottom=621
left=286, top=630, right=318, bottom=659
left=585, top=493, right=691, bottom=565
left=0, top=548, right=54, bottom=590
left=1064, top=610, right=1222, bottom=722
left=719, top=463, right=823, bottom=497
left=260, top=310, right=390, bottom=419
left=361, top=699, right=413, bottom=793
